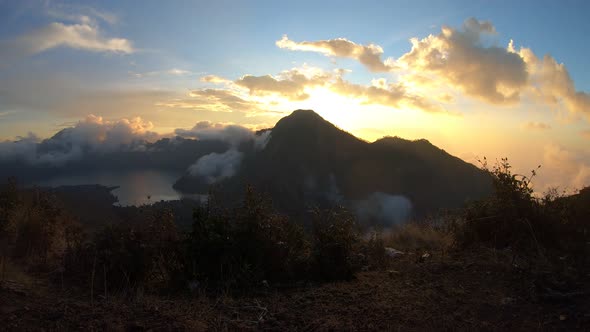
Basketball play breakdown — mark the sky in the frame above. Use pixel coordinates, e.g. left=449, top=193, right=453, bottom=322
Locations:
left=0, top=0, right=589, bottom=192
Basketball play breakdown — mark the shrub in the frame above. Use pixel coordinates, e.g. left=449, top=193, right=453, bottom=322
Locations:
left=386, top=222, right=453, bottom=252
left=453, top=158, right=589, bottom=273
left=185, top=187, right=310, bottom=288
left=310, top=206, right=361, bottom=280
left=63, top=207, right=183, bottom=294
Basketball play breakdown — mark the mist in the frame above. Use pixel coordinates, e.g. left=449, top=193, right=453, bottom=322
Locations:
left=354, top=192, right=413, bottom=227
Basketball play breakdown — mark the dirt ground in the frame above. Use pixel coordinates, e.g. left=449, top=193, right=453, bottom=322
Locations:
left=1, top=249, right=588, bottom=331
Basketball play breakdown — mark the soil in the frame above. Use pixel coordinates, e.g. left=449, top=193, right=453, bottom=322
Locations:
left=1, top=249, right=588, bottom=331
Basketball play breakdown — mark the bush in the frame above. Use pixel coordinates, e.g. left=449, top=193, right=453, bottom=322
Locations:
left=452, top=158, right=589, bottom=273
left=63, top=207, right=183, bottom=294
left=185, top=187, right=310, bottom=288
left=310, top=206, right=361, bottom=280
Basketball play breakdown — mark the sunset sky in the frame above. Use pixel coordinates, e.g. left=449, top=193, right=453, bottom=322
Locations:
left=1, top=0, right=589, bottom=191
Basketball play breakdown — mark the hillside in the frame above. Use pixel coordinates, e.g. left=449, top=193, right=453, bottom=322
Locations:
left=174, top=110, right=493, bottom=220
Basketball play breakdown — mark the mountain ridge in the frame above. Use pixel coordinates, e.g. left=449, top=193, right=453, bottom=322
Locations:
left=174, top=109, right=493, bottom=221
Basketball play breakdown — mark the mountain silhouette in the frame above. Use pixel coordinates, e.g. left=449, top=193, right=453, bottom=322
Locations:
left=174, top=110, right=493, bottom=220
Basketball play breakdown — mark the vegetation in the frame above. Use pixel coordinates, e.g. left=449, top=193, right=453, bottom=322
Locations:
left=1, top=158, right=589, bottom=329
left=453, top=158, right=589, bottom=273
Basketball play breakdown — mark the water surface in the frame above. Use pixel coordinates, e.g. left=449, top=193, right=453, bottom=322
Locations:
left=36, top=169, right=185, bottom=206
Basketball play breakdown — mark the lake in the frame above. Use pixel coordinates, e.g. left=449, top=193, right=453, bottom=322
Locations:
left=36, top=169, right=188, bottom=206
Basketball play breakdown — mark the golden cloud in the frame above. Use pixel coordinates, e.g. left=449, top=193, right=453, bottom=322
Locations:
left=397, top=18, right=527, bottom=104
left=522, top=121, right=551, bottom=130
left=234, top=68, right=333, bottom=101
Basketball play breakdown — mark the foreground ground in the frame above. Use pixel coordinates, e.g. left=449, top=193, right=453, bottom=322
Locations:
left=1, top=249, right=588, bottom=331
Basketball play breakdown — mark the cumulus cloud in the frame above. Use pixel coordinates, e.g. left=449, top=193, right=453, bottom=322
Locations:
left=0, top=115, right=157, bottom=166
left=157, top=89, right=262, bottom=114
left=175, top=121, right=255, bottom=146
left=354, top=192, right=413, bottom=226
left=397, top=17, right=527, bottom=104
left=541, top=143, right=590, bottom=191
left=188, top=66, right=447, bottom=115
left=181, top=122, right=271, bottom=183
left=235, top=67, right=333, bottom=101
left=510, top=42, right=590, bottom=120
left=523, top=121, right=551, bottom=130
left=276, top=35, right=395, bottom=72
left=0, top=21, right=133, bottom=61
left=187, top=148, right=244, bottom=184
left=331, top=78, right=448, bottom=113
left=201, top=75, right=231, bottom=84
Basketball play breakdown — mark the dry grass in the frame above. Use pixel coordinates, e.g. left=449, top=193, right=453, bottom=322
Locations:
left=385, top=222, right=453, bottom=252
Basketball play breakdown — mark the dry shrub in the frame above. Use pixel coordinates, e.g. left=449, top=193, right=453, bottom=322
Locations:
left=0, top=179, right=80, bottom=272
left=386, top=222, right=453, bottom=252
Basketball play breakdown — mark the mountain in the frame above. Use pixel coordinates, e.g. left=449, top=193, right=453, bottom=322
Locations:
left=174, top=110, right=493, bottom=221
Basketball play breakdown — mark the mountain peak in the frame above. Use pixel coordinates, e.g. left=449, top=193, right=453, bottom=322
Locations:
left=276, top=109, right=327, bottom=128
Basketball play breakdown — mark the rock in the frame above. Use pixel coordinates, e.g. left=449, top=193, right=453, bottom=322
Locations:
left=387, top=270, right=400, bottom=278
left=385, top=247, right=404, bottom=258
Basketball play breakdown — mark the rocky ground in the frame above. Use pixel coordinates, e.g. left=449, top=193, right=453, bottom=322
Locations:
left=1, top=249, right=588, bottom=331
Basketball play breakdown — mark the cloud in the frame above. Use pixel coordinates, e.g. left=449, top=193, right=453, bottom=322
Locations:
left=175, top=121, right=255, bottom=146
left=581, top=130, right=590, bottom=139
left=510, top=42, right=590, bottom=120
left=157, top=89, right=263, bottom=114
left=276, top=35, right=395, bottom=72
left=523, top=121, right=551, bottom=130
left=201, top=75, right=231, bottom=84
left=181, top=122, right=270, bottom=183
left=184, top=66, right=449, bottom=115
left=0, top=111, right=16, bottom=118
left=354, top=192, right=413, bottom=226
left=44, top=2, right=119, bottom=26
left=187, top=148, right=243, bottom=184
left=0, top=115, right=158, bottom=166
left=0, top=22, right=133, bottom=60
left=130, top=68, right=195, bottom=78
left=331, top=77, right=449, bottom=114
left=541, top=143, right=590, bottom=191
left=397, top=18, right=528, bottom=104
left=234, top=67, right=333, bottom=101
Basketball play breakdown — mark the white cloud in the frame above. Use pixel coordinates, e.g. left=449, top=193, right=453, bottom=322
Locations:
left=276, top=35, right=395, bottom=72
left=540, top=143, right=590, bottom=191
left=511, top=42, right=590, bottom=120
left=0, top=115, right=157, bottom=166
left=187, top=148, right=244, bottom=184
left=397, top=18, right=527, bottom=104
left=175, top=121, right=255, bottom=146
left=0, top=22, right=133, bottom=61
